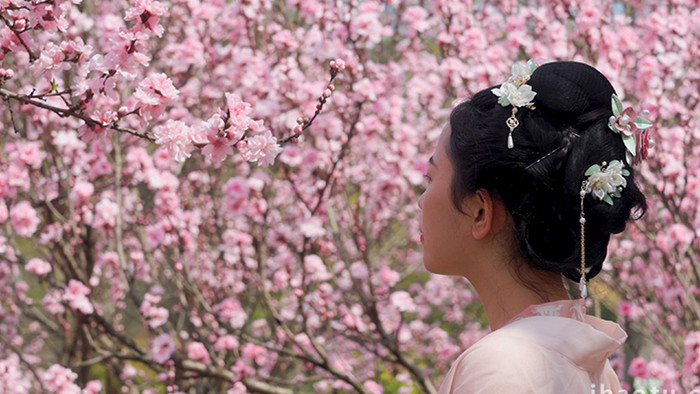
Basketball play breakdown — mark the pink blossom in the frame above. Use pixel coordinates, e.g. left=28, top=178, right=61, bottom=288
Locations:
left=222, top=177, right=249, bottom=216
left=376, top=266, right=400, bottom=287
left=25, top=257, right=52, bottom=276
left=222, top=177, right=250, bottom=200
left=12, top=141, right=46, bottom=169
left=125, top=0, right=167, bottom=37
left=214, top=335, right=239, bottom=352
left=42, top=364, right=81, bottom=394
left=225, top=93, right=255, bottom=129
left=140, top=293, right=169, bottom=328
left=98, top=29, right=151, bottom=76
left=10, top=201, right=40, bottom=237
left=350, top=6, right=383, bottom=47
left=93, top=198, right=119, bottom=230
left=364, top=380, right=384, bottom=394
left=201, top=134, right=235, bottom=163
left=0, top=355, right=33, bottom=393
left=390, top=291, right=417, bottom=313
left=350, top=261, right=370, bottom=280
left=0, top=173, right=13, bottom=199
left=32, top=42, right=69, bottom=78
left=304, top=254, right=332, bottom=282
left=70, top=181, right=94, bottom=203
left=134, top=73, right=179, bottom=121
left=300, top=217, right=326, bottom=238
left=152, top=120, right=195, bottom=162
left=576, top=3, right=602, bottom=31
left=83, top=380, right=102, bottom=394
left=238, top=131, right=282, bottom=167
left=667, top=223, right=694, bottom=251
left=145, top=224, right=166, bottom=249
left=683, top=331, right=700, bottom=376
left=88, top=158, right=113, bottom=180
left=151, top=334, right=176, bottom=364
left=330, top=58, right=346, bottom=71
left=42, top=290, right=65, bottom=315
left=214, top=297, right=247, bottom=329
left=187, top=342, right=212, bottom=365
left=279, top=145, right=303, bottom=167
left=77, top=110, right=116, bottom=144
left=63, top=279, right=93, bottom=314
left=403, top=6, right=430, bottom=33
left=241, top=343, right=267, bottom=365
left=628, top=357, right=649, bottom=379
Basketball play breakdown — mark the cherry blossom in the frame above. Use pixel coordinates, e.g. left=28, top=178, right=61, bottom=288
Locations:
left=0, top=0, right=697, bottom=392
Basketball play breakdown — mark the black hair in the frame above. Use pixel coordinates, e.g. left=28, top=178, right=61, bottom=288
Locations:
left=448, top=61, right=647, bottom=282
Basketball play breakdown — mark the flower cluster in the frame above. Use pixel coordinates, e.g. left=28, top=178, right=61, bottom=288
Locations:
left=582, top=160, right=630, bottom=205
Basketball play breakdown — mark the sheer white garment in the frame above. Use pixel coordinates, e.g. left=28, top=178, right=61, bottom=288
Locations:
left=438, top=299, right=626, bottom=394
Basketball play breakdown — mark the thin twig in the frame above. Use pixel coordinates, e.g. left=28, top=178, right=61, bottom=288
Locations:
left=0, top=88, right=154, bottom=142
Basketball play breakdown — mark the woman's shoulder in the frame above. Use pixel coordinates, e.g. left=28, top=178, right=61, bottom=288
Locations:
left=437, top=314, right=626, bottom=393
left=438, top=322, right=592, bottom=394
left=457, top=319, right=572, bottom=367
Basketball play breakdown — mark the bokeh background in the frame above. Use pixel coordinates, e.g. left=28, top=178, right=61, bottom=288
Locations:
left=0, top=0, right=698, bottom=392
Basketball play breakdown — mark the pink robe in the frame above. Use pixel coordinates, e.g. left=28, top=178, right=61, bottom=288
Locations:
left=438, top=299, right=626, bottom=393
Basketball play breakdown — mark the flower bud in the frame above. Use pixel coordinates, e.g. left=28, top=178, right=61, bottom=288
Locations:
left=330, top=58, right=346, bottom=71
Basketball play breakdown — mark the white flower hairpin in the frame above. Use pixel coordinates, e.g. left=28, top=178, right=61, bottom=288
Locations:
left=491, top=59, right=539, bottom=149
left=581, top=160, right=629, bottom=205
left=577, top=159, right=630, bottom=298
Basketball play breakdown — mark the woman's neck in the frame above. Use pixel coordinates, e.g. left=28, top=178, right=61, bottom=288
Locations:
left=469, top=265, right=570, bottom=330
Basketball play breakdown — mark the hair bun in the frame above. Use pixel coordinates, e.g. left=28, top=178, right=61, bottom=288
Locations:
left=448, top=60, right=647, bottom=282
left=529, top=62, right=614, bottom=118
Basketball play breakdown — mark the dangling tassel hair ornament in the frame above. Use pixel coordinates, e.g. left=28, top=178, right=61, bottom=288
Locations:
left=491, top=59, right=539, bottom=149
left=506, top=108, right=519, bottom=149
left=579, top=181, right=588, bottom=298
left=578, top=160, right=631, bottom=298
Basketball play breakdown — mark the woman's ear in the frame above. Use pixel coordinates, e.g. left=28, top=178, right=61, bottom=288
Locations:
left=464, top=189, right=497, bottom=240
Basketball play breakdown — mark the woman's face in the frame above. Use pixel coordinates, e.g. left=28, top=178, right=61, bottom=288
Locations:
left=418, top=124, right=471, bottom=276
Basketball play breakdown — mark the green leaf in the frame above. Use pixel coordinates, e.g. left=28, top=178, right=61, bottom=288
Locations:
left=527, top=59, right=537, bottom=72
left=585, top=164, right=601, bottom=176
left=623, top=134, right=636, bottom=156
left=498, top=96, right=510, bottom=106
left=611, top=94, right=623, bottom=116
left=613, top=191, right=621, bottom=198
left=603, top=194, right=614, bottom=205
left=634, top=117, right=653, bottom=129
left=622, top=169, right=630, bottom=176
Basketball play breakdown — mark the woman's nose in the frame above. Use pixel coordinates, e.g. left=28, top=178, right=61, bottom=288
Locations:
left=417, top=193, right=424, bottom=209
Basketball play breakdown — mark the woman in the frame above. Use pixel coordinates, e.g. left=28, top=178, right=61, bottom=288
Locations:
left=419, top=61, right=652, bottom=393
